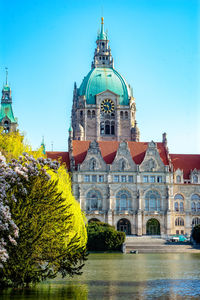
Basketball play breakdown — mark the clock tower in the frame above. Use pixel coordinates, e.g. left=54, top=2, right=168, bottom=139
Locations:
left=71, top=18, right=140, bottom=142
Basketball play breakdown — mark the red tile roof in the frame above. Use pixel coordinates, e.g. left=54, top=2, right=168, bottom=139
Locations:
left=46, top=142, right=200, bottom=180
left=170, top=154, right=200, bottom=179
left=72, top=140, right=169, bottom=166
left=46, top=151, right=70, bottom=169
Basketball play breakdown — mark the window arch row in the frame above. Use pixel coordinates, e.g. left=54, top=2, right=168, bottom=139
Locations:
left=192, top=217, right=200, bottom=227
left=100, top=121, right=115, bottom=135
left=175, top=217, right=184, bottom=226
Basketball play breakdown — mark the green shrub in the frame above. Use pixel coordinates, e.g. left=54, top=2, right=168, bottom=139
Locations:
left=87, top=221, right=125, bottom=251
left=192, top=224, right=200, bottom=243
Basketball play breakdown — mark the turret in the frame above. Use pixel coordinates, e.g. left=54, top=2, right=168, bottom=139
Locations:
left=131, top=121, right=140, bottom=142
left=0, top=68, right=18, bottom=133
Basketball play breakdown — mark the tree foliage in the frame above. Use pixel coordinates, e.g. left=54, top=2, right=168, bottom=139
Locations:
left=192, top=224, right=200, bottom=244
left=0, top=128, right=44, bottom=161
left=0, top=130, right=87, bottom=287
left=87, top=221, right=125, bottom=251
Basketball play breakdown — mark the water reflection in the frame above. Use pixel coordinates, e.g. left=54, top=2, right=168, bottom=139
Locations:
left=1, top=253, right=200, bottom=300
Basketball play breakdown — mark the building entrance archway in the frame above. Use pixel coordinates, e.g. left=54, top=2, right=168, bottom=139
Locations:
left=88, top=218, right=100, bottom=223
left=146, top=218, right=160, bottom=235
left=117, top=218, right=131, bottom=235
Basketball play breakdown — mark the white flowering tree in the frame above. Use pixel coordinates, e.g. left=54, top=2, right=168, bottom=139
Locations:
left=0, top=153, right=18, bottom=268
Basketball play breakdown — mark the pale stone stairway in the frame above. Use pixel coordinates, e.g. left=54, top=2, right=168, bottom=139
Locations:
left=125, top=236, right=200, bottom=253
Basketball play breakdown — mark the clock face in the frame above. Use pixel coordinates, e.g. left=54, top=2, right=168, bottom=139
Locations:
left=101, top=99, right=115, bottom=113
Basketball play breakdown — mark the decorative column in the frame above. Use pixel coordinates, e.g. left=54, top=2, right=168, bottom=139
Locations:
left=116, top=109, right=120, bottom=141
left=185, top=213, right=191, bottom=236
left=96, top=107, right=100, bottom=140
left=107, top=185, right=114, bottom=226
left=137, top=211, right=142, bottom=236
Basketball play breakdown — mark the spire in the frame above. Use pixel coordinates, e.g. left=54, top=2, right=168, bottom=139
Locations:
left=97, top=17, right=107, bottom=40
left=5, top=67, right=8, bottom=86
left=41, top=136, right=46, bottom=155
left=92, top=18, right=114, bottom=68
left=2, top=68, right=12, bottom=104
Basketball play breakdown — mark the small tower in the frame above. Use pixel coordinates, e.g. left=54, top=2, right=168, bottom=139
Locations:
left=91, top=17, right=114, bottom=69
left=0, top=68, right=18, bottom=132
left=41, top=136, right=46, bottom=155
left=131, top=121, right=140, bottom=142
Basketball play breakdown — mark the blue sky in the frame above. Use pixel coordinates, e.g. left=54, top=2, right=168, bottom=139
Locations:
left=1, top=0, right=199, bottom=153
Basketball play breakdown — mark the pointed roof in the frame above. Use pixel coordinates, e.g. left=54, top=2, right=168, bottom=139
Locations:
left=97, top=17, right=107, bottom=40
left=0, top=103, right=16, bottom=123
left=2, top=67, right=11, bottom=92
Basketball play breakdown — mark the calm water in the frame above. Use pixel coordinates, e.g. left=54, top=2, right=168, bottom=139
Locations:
left=1, top=253, right=200, bottom=300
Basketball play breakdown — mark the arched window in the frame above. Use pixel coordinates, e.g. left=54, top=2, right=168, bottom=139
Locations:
left=191, top=194, right=200, bottom=201
left=3, top=120, right=10, bottom=133
left=105, top=121, right=110, bottom=134
left=111, top=121, right=115, bottom=135
left=174, top=194, right=184, bottom=200
left=119, top=158, right=126, bottom=171
left=191, top=202, right=196, bottom=212
left=111, top=112, right=115, bottom=119
left=176, top=175, right=181, bottom=183
left=197, top=202, right=200, bottom=212
left=120, top=111, right=123, bottom=119
left=92, top=110, right=95, bottom=118
left=89, top=158, right=97, bottom=170
left=180, top=202, right=184, bottom=212
left=125, top=111, right=128, bottom=119
left=175, top=217, right=184, bottom=226
left=87, top=110, right=91, bottom=118
left=193, top=175, right=198, bottom=183
left=145, top=190, right=161, bottom=211
left=86, top=190, right=102, bottom=212
left=174, top=202, right=179, bottom=211
left=192, top=217, right=200, bottom=227
left=80, top=110, right=83, bottom=118
left=116, top=190, right=131, bottom=211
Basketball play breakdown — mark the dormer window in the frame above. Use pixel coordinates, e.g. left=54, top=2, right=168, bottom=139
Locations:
left=193, top=175, right=198, bottom=183
left=176, top=175, right=181, bottom=183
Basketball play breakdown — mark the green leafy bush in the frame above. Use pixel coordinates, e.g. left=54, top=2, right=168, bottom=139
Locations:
left=192, top=224, right=200, bottom=243
left=87, top=221, right=125, bottom=251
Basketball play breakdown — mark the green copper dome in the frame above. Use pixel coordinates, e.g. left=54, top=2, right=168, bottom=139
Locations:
left=78, top=67, right=132, bottom=105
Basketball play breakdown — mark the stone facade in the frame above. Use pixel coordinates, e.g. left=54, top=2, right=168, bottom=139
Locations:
left=68, top=138, right=200, bottom=236
left=47, top=19, right=200, bottom=236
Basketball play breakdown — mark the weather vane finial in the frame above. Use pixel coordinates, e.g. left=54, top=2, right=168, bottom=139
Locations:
left=101, top=17, right=104, bottom=24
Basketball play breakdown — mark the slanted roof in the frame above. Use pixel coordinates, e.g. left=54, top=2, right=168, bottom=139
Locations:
left=170, top=154, right=200, bottom=179
left=46, top=142, right=200, bottom=181
left=0, top=103, right=16, bottom=123
left=72, top=140, right=169, bottom=166
left=46, top=151, right=70, bottom=169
